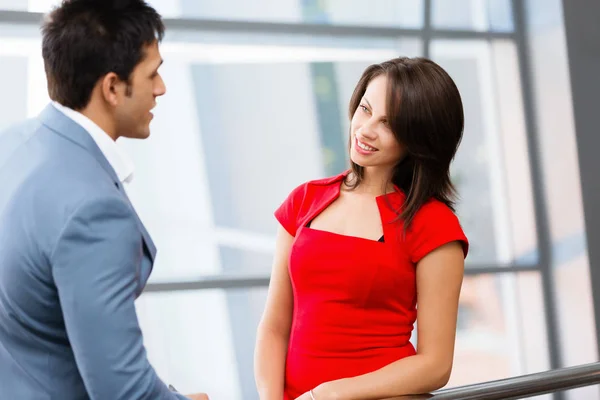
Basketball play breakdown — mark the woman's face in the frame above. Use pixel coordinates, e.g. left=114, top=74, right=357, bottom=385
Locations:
left=349, top=74, right=406, bottom=170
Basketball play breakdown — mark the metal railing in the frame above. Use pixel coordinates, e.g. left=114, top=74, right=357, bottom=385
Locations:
left=389, top=362, right=600, bottom=400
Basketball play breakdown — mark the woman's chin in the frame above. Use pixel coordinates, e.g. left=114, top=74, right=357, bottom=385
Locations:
left=350, top=152, right=372, bottom=168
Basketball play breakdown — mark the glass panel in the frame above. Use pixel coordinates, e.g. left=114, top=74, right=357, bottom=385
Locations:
left=136, top=287, right=268, bottom=400
left=218, top=246, right=272, bottom=276
left=431, top=39, right=538, bottom=267
left=447, top=271, right=551, bottom=387
left=0, top=0, right=26, bottom=10
left=0, top=24, right=48, bottom=130
left=561, top=387, right=600, bottom=400
left=23, top=0, right=424, bottom=28
left=302, top=0, right=424, bottom=27
left=0, top=56, right=28, bottom=132
left=0, top=22, right=421, bottom=282
left=432, top=0, right=514, bottom=32
left=0, top=24, right=49, bottom=122
left=154, top=0, right=424, bottom=28
left=122, top=33, right=421, bottom=282
left=525, top=0, right=599, bottom=383
left=527, top=393, right=552, bottom=400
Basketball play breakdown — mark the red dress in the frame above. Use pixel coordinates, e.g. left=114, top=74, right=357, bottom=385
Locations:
left=274, top=171, right=469, bottom=400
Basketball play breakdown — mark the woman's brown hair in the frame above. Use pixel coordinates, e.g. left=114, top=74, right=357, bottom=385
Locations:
left=346, top=57, right=464, bottom=229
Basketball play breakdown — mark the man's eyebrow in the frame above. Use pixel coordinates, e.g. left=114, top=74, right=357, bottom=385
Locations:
left=152, top=59, right=163, bottom=72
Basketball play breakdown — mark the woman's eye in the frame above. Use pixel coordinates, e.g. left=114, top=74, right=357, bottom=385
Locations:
left=359, top=105, right=369, bottom=113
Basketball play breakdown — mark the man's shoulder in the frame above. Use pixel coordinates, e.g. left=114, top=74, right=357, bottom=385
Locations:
left=1, top=114, right=92, bottom=172
left=0, top=121, right=125, bottom=229
left=0, top=118, right=43, bottom=162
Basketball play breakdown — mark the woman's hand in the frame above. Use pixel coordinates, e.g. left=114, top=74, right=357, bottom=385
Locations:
left=294, top=392, right=313, bottom=400
left=186, top=394, right=209, bottom=400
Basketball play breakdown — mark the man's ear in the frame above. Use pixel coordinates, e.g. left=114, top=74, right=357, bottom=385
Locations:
left=100, top=72, right=123, bottom=106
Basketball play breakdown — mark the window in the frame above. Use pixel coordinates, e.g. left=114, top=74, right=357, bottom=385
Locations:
left=0, top=1, right=591, bottom=399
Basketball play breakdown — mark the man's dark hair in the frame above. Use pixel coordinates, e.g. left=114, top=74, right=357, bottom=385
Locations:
left=41, top=0, right=165, bottom=110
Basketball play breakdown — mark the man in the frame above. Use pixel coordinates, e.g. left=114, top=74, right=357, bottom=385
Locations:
left=0, top=1, right=207, bottom=399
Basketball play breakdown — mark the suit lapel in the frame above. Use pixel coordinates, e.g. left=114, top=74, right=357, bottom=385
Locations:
left=115, top=182, right=157, bottom=262
left=39, top=104, right=120, bottom=183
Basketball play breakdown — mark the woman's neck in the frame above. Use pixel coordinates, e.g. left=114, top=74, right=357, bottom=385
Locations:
left=348, top=167, right=395, bottom=196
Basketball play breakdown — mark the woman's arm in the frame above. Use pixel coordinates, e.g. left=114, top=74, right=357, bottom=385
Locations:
left=254, top=226, right=295, bottom=400
left=303, top=241, right=465, bottom=400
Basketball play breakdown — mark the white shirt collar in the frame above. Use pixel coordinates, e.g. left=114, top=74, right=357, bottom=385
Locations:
left=51, top=101, right=134, bottom=184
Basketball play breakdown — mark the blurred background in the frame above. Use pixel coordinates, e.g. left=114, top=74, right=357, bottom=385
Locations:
left=0, top=0, right=598, bottom=399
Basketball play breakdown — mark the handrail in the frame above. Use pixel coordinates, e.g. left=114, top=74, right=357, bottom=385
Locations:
left=389, top=362, right=600, bottom=400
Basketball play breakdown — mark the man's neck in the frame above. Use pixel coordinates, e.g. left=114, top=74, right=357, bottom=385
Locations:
left=77, top=104, right=117, bottom=141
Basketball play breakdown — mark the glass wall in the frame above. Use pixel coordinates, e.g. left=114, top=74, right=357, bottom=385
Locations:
left=0, top=0, right=596, bottom=399
left=525, top=0, right=598, bottom=398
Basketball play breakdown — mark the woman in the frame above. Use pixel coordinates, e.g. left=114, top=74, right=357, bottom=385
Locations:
left=254, top=57, right=469, bottom=400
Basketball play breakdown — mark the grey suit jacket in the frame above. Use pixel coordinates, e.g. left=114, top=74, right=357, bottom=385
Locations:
left=0, top=104, right=187, bottom=399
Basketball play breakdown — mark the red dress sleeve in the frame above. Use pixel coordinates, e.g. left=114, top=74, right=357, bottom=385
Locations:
left=407, top=201, right=469, bottom=264
left=274, top=183, right=309, bottom=237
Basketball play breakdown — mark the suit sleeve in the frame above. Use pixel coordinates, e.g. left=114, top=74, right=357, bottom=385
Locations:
left=50, top=195, right=186, bottom=400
